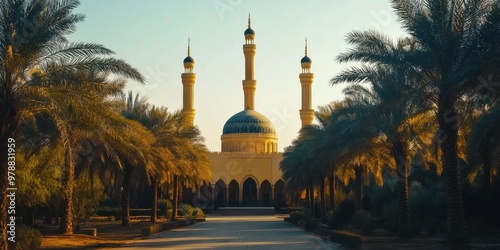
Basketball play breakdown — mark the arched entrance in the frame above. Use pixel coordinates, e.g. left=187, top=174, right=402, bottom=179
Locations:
left=274, top=179, right=285, bottom=207
left=242, top=178, right=257, bottom=207
left=215, top=180, right=226, bottom=208
left=198, top=183, right=213, bottom=208
left=228, top=180, right=239, bottom=207
left=260, top=180, right=272, bottom=207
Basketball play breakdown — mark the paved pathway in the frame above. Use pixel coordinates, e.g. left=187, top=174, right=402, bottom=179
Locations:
left=114, top=215, right=344, bottom=249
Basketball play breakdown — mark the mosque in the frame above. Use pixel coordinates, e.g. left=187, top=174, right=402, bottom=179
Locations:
left=180, top=16, right=314, bottom=207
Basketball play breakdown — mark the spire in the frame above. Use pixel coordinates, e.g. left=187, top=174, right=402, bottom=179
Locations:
left=183, top=38, right=194, bottom=72
left=248, top=13, right=251, bottom=28
left=305, top=38, right=308, bottom=56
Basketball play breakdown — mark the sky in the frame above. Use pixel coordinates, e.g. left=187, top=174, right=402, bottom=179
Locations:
left=69, top=0, right=408, bottom=152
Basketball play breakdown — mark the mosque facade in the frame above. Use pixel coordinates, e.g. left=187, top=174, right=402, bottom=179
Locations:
left=180, top=16, right=314, bottom=207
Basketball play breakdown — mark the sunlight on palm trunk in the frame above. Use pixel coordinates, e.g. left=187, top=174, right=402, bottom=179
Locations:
left=121, top=167, right=133, bottom=226
left=171, top=176, right=179, bottom=221
left=151, top=180, right=158, bottom=222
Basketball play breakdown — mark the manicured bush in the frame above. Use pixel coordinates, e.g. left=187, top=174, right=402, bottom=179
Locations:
left=181, top=204, right=205, bottom=219
left=301, top=208, right=317, bottom=231
left=327, top=199, right=356, bottom=229
left=166, top=209, right=172, bottom=220
left=11, top=225, right=42, bottom=250
left=289, top=210, right=302, bottom=224
left=328, top=230, right=362, bottom=249
left=351, top=211, right=377, bottom=235
left=158, top=199, right=173, bottom=216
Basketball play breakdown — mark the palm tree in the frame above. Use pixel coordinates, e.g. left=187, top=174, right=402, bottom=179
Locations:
left=0, top=0, right=144, bottom=242
left=119, top=92, right=157, bottom=226
left=169, top=123, right=212, bottom=221
left=331, top=36, right=434, bottom=236
left=467, top=104, right=500, bottom=188
left=388, top=0, right=500, bottom=243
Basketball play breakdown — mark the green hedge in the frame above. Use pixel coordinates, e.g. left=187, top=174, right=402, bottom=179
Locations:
left=9, top=225, right=42, bottom=250
left=328, top=230, right=362, bottom=249
left=97, top=209, right=153, bottom=217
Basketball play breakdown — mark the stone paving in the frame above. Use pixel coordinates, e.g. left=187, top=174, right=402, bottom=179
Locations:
left=113, top=215, right=344, bottom=249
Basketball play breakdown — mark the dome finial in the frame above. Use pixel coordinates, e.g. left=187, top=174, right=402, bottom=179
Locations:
left=248, top=13, right=251, bottom=28
left=187, top=38, right=191, bottom=56
left=305, top=37, right=308, bottom=56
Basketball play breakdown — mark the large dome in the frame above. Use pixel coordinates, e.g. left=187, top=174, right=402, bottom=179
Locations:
left=223, top=109, right=276, bottom=135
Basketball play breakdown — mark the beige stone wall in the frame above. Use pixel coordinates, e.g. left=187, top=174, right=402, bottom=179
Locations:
left=209, top=152, right=283, bottom=186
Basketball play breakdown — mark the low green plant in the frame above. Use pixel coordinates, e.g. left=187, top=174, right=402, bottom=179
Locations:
left=181, top=204, right=205, bottom=219
left=158, top=199, right=173, bottom=217
left=301, top=208, right=317, bottom=231
left=289, top=210, right=302, bottom=224
left=330, top=199, right=356, bottom=229
left=328, top=230, right=362, bottom=249
left=351, top=211, right=377, bottom=235
left=11, top=225, right=42, bottom=250
left=166, top=209, right=172, bottom=221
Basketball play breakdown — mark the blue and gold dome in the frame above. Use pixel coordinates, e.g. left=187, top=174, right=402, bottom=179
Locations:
left=222, top=109, right=276, bottom=135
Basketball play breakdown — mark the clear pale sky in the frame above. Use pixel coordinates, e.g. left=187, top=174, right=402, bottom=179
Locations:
left=69, top=0, right=407, bottom=151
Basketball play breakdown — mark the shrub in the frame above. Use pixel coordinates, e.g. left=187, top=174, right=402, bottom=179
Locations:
left=181, top=204, right=205, bottom=219
left=301, top=208, right=317, bottom=231
left=158, top=199, right=173, bottom=216
left=12, top=225, right=42, bottom=250
left=328, top=230, right=362, bottom=249
left=166, top=209, right=172, bottom=220
left=351, top=211, right=377, bottom=235
left=328, top=199, right=356, bottom=229
left=289, top=210, right=302, bottom=224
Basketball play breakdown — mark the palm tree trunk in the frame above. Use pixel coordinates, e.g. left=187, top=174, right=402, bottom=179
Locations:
left=438, top=101, right=464, bottom=244
left=171, top=175, right=179, bottom=221
left=60, top=139, right=76, bottom=234
left=354, top=165, right=364, bottom=211
left=320, top=176, right=327, bottom=224
left=392, top=137, right=410, bottom=237
left=481, top=149, right=492, bottom=189
left=151, top=179, right=158, bottom=222
left=305, top=186, right=310, bottom=208
left=121, top=166, right=133, bottom=226
left=328, top=175, right=336, bottom=211
left=308, top=182, right=315, bottom=217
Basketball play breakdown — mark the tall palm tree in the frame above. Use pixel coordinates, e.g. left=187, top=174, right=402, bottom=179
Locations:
left=332, top=36, right=433, bottom=236
left=388, top=0, right=500, bottom=243
left=467, top=104, right=500, bottom=188
left=0, top=0, right=144, bottom=242
left=169, top=123, right=212, bottom=221
left=119, top=92, right=157, bottom=226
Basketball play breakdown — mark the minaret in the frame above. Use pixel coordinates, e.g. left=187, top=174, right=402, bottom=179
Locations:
left=242, top=14, right=257, bottom=110
left=181, top=38, right=196, bottom=126
left=299, top=38, right=314, bottom=127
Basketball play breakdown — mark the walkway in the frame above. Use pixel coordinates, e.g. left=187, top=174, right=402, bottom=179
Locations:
left=114, top=215, right=344, bottom=249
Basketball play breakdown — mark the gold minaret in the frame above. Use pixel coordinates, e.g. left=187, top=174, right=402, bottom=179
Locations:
left=181, top=38, right=196, bottom=126
left=242, top=14, right=257, bottom=110
left=299, top=38, right=314, bottom=127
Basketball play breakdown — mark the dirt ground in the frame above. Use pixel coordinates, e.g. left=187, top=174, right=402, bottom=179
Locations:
left=40, top=220, right=166, bottom=249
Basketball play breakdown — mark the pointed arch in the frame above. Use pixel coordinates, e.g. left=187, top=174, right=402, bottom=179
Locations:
left=260, top=179, right=272, bottom=207
left=228, top=179, right=239, bottom=207
left=242, top=177, right=257, bottom=206
left=215, top=179, right=227, bottom=207
left=274, top=179, right=285, bottom=207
